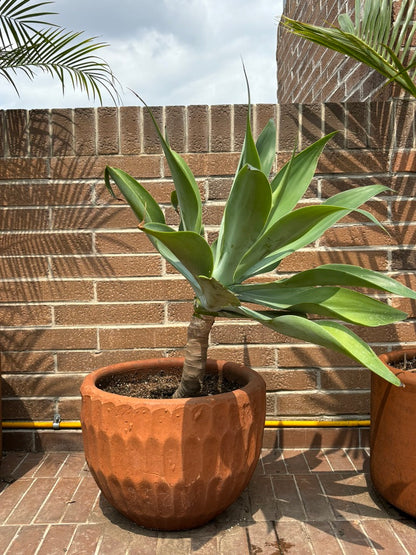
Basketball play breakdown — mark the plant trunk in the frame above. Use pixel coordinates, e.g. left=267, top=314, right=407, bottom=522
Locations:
left=172, top=313, right=215, bottom=398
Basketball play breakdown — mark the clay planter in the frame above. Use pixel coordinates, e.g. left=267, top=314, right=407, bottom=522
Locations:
left=370, top=349, right=416, bottom=517
left=80, top=357, right=266, bottom=530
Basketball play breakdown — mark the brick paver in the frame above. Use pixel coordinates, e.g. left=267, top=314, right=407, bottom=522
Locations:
left=1, top=449, right=415, bottom=553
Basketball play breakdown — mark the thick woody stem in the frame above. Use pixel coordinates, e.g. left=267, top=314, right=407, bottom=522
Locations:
left=172, top=313, right=215, bottom=398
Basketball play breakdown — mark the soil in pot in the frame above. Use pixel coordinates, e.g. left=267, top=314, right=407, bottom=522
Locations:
left=97, top=367, right=241, bottom=399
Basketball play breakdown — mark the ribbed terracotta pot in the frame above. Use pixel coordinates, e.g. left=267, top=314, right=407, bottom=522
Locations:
left=80, top=358, right=266, bottom=530
left=370, top=349, right=416, bottom=517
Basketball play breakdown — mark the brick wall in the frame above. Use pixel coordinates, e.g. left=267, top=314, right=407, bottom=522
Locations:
left=277, top=0, right=408, bottom=103
left=1, top=101, right=416, bottom=449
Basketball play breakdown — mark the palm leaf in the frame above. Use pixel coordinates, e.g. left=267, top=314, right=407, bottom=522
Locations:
left=284, top=0, right=416, bottom=98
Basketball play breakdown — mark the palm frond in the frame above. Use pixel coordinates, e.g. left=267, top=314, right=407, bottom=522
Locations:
left=0, top=0, right=56, bottom=49
left=1, top=27, right=120, bottom=102
left=284, top=0, right=416, bottom=98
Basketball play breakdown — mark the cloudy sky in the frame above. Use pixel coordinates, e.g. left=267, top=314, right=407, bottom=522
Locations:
left=3, top=0, right=284, bottom=110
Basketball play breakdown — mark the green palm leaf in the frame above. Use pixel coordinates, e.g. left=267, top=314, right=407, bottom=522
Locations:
left=0, top=0, right=119, bottom=100
left=284, top=0, right=416, bottom=98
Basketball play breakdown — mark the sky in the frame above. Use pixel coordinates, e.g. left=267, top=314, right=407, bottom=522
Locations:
left=3, top=0, right=284, bottom=110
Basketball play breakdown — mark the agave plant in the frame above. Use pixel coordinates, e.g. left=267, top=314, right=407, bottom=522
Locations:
left=0, top=0, right=118, bottom=101
left=283, top=0, right=416, bottom=99
left=105, top=91, right=416, bottom=398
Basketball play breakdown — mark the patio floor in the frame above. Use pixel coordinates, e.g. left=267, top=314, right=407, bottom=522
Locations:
left=1, top=448, right=415, bottom=554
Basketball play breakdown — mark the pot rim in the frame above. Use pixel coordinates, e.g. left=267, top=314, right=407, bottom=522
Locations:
left=80, top=357, right=265, bottom=407
left=379, top=349, right=416, bottom=386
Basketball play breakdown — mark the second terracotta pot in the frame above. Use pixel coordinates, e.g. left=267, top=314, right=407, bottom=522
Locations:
left=80, top=358, right=266, bottom=530
left=370, top=349, right=416, bottom=517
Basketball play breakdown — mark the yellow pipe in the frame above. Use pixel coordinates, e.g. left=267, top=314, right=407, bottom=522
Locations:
left=2, top=421, right=81, bottom=429
left=265, top=419, right=370, bottom=427
left=2, top=419, right=370, bottom=430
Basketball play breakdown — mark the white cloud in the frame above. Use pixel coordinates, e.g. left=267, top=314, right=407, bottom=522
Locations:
left=1, top=0, right=283, bottom=109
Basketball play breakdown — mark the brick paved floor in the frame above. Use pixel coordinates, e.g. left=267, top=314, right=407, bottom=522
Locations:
left=1, top=448, right=416, bottom=554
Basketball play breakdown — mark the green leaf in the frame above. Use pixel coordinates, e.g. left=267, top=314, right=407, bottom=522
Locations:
left=235, top=67, right=262, bottom=173
left=105, top=166, right=165, bottom=224
left=275, top=264, right=416, bottom=299
left=213, top=164, right=272, bottom=284
left=256, top=119, right=276, bottom=176
left=236, top=307, right=401, bottom=386
left=266, top=132, right=337, bottom=228
left=234, top=204, right=350, bottom=282
left=231, top=283, right=408, bottom=326
left=142, top=223, right=213, bottom=279
left=139, top=99, right=202, bottom=233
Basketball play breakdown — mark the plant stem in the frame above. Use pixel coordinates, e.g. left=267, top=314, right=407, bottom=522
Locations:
left=172, top=313, right=215, bottom=398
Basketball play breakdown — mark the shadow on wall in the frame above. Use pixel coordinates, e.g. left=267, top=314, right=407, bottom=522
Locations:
left=0, top=109, right=139, bottom=426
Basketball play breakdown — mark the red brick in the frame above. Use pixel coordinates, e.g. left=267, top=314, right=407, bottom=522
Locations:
left=94, top=231, right=155, bottom=254
left=272, top=391, right=370, bottom=416
left=234, top=104, right=251, bottom=151
left=50, top=254, right=162, bottom=278
left=345, top=102, right=369, bottom=149
left=62, top=476, right=99, bottom=523
left=51, top=206, right=138, bottom=230
left=188, top=105, right=209, bottom=152
left=35, top=430, right=83, bottom=451
left=260, top=369, right=317, bottom=391
left=0, top=352, right=55, bottom=374
left=51, top=109, right=75, bottom=156
left=66, top=524, right=102, bottom=554
left=49, top=154, right=161, bottom=180
left=7, top=477, right=56, bottom=524
left=74, top=108, right=96, bottom=155
left=1, top=328, right=96, bottom=351
left=278, top=104, right=300, bottom=151
left=301, top=104, right=323, bottom=147
left=0, top=305, right=51, bottom=327
left=5, top=110, right=28, bottom=157
left=1, top=231, right=93, bottom=256
left=99, top=325, right=187, bottom=349
left=178, top=152, right=239, bottom=177
left=6, top=524, right=47, bottom=553
left=143, top=105, right=162, bottom=153
left=56, top=349, right=168, bottom=373
left=0, top=257, right=49, bottom=279
left=0, top=208, right=49, bottom=230
left=1, top=280, right=93, bottom=302
left=119, top=106, right=141, bottom=154
left=0, top=182, right=92, bottom=206
left=0, top=158, right=48, bottom=180
left=54, top=302, right=164, bottom=325
left=97, top=107, right=119, bottom=154
left=36, top=524, right=76, bottom=554
left=211, top=105, right=232, bottom=152
left=318, top=150, right=389, bottom=174
left=165, top=105, right=186, bottom=152
left=2, top=374, right=83, bottom=398
left=96, top=277, right=192, bottom=302
left=29, top=109, right=50, bottom=157
left=254, top=104, right=276, bottom=143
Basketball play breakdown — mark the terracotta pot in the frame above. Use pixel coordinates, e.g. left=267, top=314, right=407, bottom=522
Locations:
left=370, top=349, right=416, bottom=517
left=80, top=358, right=266, bottom=530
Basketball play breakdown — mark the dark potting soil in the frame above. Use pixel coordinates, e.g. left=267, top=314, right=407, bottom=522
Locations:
left=389, top=355, right=416, bottom=372
left=97, top=369, right=241, bottom=399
